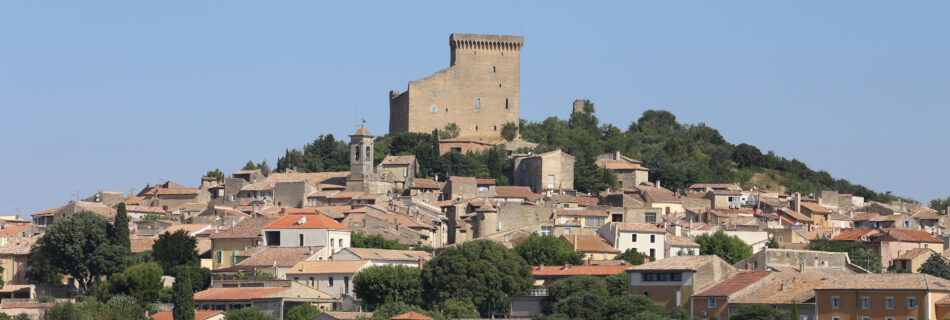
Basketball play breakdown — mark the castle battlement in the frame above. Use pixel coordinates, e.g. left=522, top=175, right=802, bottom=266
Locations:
left=450, top=34, right=524, bottom=51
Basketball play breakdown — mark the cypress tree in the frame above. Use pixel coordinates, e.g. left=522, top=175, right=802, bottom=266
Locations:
left=112, top=202, right=131, bottom=250
left=172, top=269, right=195, bottom=320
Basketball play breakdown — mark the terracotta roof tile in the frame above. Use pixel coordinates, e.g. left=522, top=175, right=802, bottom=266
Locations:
left=155, top=224, right=211, bottom=238
left=666, top=234, right=700, bottom=247
left=235, top=247, right=317, bottom=267
left=879, top=229, right=943, bottom=243
left=390, top=312, right=433, bottom=320
left=694, top=270, right=771, bottom=297
left=561, top=234, right=620, bottom=253
left=897, top=248, right=936, bottom=260
left=475, top=178, right=496, bottom=185
left=131, top=237, right=155, bottom=253
left=532, top=264, right=630, bottom=277
left=264, top=215, right=347, bottom=230
left=632, top=255, right=723, bottom=272
left=287, top=260, right=370, bottom=275
left=549, top=195, right=599, bottom=206
left=781, top=209, right=811, bottom=222
left=597, top=159, right=649, bottom=171
left=194, top=287, right=286, bottom=301
left=448, top=176, right=476, bottom=183
left=0, top=224, right=30, bottom=237
left=337, top=248, right=432, bottom=261
left=816, top=274, right=950, bottom=290
left=731, top=271, right=825, bottom=304
left=211, top=218, right=276, bottom=239
left=411, top=179, right=441, bottom=189
left=380, top=155, right=416, bottom=165
left=800, top=203, right=832, bottom=214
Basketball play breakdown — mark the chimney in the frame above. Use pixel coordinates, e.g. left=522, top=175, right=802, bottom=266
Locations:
left=794, top=192, right=801, bottom=213
left=573, top=234, right=578, bottom=249
left=539, top=264, right=544, bottom=270
left=655, top=180, right=661, bottom=188
left=799, top=258, right=806, bottom=273
left=418, top=259, right=425, bottom=268
left=615, top=151, right=621, bottom=160
left=562, top=263, right=571, bottom=270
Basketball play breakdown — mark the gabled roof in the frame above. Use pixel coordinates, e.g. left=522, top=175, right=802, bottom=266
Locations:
left=596, top=159, right=649, bottom=171
left=380, top=155, right=416, bottom=165
left=693, top=270, right=771, bottom=297
left=235, top=247, right=318, bottom=268
left=532, top=264, right=630, bottom=277
left=337, top=248, right=432, bottom=261
left=816, top=274, right=950, bottom=291
left=263, top=215, right=348, bottom=230
left=475, top=178, right=496, bottom=185
left=448, top=176, right=476, bottom=183
left=830, top=229, right=875, bottom=241
left=390, top=312, right=433, bottom=320
left=549, top=195, right=599, bottom=206
left=194, top=287, right=286, bottom=301
left=287, top=260, right=370, bottom=275
left=780, top=209, right=811, bottom=222
left=0, top=224, right=31, bottom=237
left=156, top=224, right=211, bottom=238
left=800, top=202, right=832, bottom=214
left=151, top=310, right=224, bottom=320
left=561, top=234, right=620, bottom=253
left=666, top=234, right=700, bottom=247
left=631, top=255, right=726, bottom=272
left=493, top=186, right=541, bottom=200
left=211, top=218, right=275, bottom=239
left=410, top=179, right=441, bottom=190
left=876, top=229, right=943, bottom=243
left=897, top=248, right=937, bottom=261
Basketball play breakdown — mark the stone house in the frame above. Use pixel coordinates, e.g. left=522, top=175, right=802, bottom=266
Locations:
left=869, top=229, right=944, bottom=269
left=665, top=234, right=700, bottom=257
left=689, top=270, right=772, bottom=320
left=32, top=201, right=117, bottom=230
left=553, top=209, right=607, bottom=236
left=261, top=215, right=351, bottom=255
left=815, top=274, right=950, bottom=320
left=560, top=234, right=620, bottom=260
left=704, top=190, right=744, bottom=210
left=596, top=152, right=649, bottom=189
left=331, top=248, right=431, bottom=268
left=194, top=280, right=337, bottom=318
left=491, top=186, right=541, bottom=203
left=286, top=260, right=370, bottom=298
left=599, top=222, right=667, bottom=259
left=688, top=183, right=742, bottom=193
left=627, top=255, right=737, bottom=310
left=377, top=155, right=418, bottom=190
left=210, top=218, right=274, bottom=271
left=0, top=236, right=36, bottom=285
left=513, top=150, right=575, bottom=193
left=893, top=248, right=940, bottom=273
left=913, top=210, right=950, bottom=233
left=405, top=179, right=441, bottom=203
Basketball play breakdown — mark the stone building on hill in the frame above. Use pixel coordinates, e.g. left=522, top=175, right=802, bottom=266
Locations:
left=389, top=34, right=524, bottom=140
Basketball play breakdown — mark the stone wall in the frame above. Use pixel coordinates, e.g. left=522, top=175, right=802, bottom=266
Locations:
left=274, top=182, right=314, bottom=208
left=389, top=34, right=523, bottom=140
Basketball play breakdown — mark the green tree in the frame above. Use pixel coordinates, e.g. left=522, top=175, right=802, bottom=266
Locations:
left=604, top=272, right=629, bottom=296
left=918, top=254, right=950, bottom=278
left=95, top=262, right=163, bottom=310
left=440, top=123, right=461, bottom=139
left=351, top=232, right=411, bottom=250
left=931, top=197, right=950, bottom=213
left=234, top=270, right=277, bottom=280
left=353, top=265, right=424, bottom=311
left=615, top=248, right=648, bottom=265
left=441, top=299, right=479, bottom=319
left=173, top=269, right=195, bottom=320
left=205, top=168, right=225, bottom=182
left=35, top=211, right=114, bottom=291
left=729, top=304, right=790, bottom=320
left=604, top=295, right=672, bottom=320
left=421, top=240, right=532, bottom=316
left=501, top=122, right=518, bottom=142
left=695, top=231, right=753, bottom=264
left=807, top=241, right=882, bottom=273
left=513, top=233, right=584, bottom=266
left=766, top=237, right=779, bottom=249
left=284, top=303, right=322, bottom=320
left=152, top=230, right=198, bottom=275
left=224, top=307, right=273, bottom=320
left=242, top=161, right=258, bottom=170
left=112, top=203, right=131, bottom=250
left=26, top=245, right=61, bottom=285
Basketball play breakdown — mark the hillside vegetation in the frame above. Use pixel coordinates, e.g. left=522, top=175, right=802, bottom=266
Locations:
left=268, top=101, right=908, bottom=203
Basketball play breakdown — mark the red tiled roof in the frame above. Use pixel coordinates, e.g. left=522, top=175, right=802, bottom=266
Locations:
left=879, top=229, right=943, bottom=243
left=694, top=270, right=771, bottom=297
left=329, top=192, right=362, bottom=200
left=235, top=247, right=318, bottom=268
left=151, top=310, right=224, bottom=320
left=597, top=159, right=649, bottom=171
left=475, top=178, right=496, bottom=185
left=831, top=229, right=875, bottom=241
left=30, top=206, right=62, bottom=217
left=0, top=224, right=30, bottom=237
left=561, top=234, right=620, bottom=253
left=800, top=203, right=832, bottom=214
left=380, top=155, right=416, bottom=165
left=494, top=186, right=541, bottom=200
left=448, top=176, right=476, bottom=183
left=390, top=312, right=433, bottom=320
left=897, top=248, right=936, bottom=260
left=152, top=188, right=200, bottom=196
left=194, top=287, right=286, bottom=301
left=264, top=214, right=347, bottom=230
left=781, top=209, right=812, bottom=222
left=411, top=179, right=441, bottom=189
left=532, top=264, right=630, bottom=277
left=211, top=218, right=276, bottom=239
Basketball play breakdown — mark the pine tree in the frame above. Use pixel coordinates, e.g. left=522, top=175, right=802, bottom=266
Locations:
left=172, top=269, right=195, bottom=320
left=112, top=203, right=131, bottom=250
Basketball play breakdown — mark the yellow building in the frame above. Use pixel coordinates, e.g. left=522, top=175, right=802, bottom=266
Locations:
left=893, top=248, right=940, bottom=273
left=627, top=255, right=736, bottom=310
left=690, top=270, right=771, bottom=320
left=209, top=218, right=274, bottom=270
left=815, top=274, right=950, bottom=320
left=560, top=234, right=619, bottom=260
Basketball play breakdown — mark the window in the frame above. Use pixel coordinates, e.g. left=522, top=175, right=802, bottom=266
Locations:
left=584, top=216, right=605, bottom=228
left=906, top=297, right=918, bottom=309
left=431, top=106, right=436, bottom=113
left=708, top=299, right=717, bottom=308
left=830, top=318, right=841, bottom=320
left=799, top=316, right=808, bottom=320
left=649, top=248, right=656, bottom=258
left=216, top=251, right=223, bottom=264
left=641, top=291, right=650, bottom=297
left=344, top=276, right=350, bottom=294
left=330, top=238, right=334, bottom=247
left=228, top=194, right=235, bottom=201
left=860, top=317, right=871, bottom=320
left=309, top=277, right=314, bottom=287
left=885, top=296, right=896, bottom=309
left=365, top=146, right=371, bottom=158
left=496, top=221, right=502, bottom=231
left=885, top=318, right=895, bottom=320
left=328, top=277, right=334, bottom=287
left=493, top=125, right=497, bottom=131
left=860, top=296, right=871, bottom=309
left=650, top=234, right=656, bottom=243
left=231, top=250, right=238, bottom=264
left=475, top=125, right=478, bottom=131
left=492, top=66, right=496, bottom=73
left=476, top=98, right=480, bottom=109
left=450, top=147, right=462, bottom=153
left=830, top=296, right=841, bottom=309
left=540, top=226, right=553, bottom=236
left=403, top=168, right=408, bottom=177
left=298, top=234, right=304, bottom=246
left=505, top=98, right=509, bottom=109
left=339, top=239, right=344, bottom=247
left=645, top=213, right=657, bottom=223
left=632, top=234, right=637, bottom=242
left=564, top=228, right=571, bottom=234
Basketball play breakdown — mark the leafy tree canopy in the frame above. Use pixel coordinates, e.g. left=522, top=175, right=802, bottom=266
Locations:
left=224, top=307, right=274, bottom=320
left=353, top=265, right=424, bottom=311
left=729, top=304, right=791, bottom=320
left=352, top=232, right=410, bottom=250
left=615, top=248, right=650, bottom=265
left=285, top=303, right=322, bottom=320
left=513, top=233, right=583, bottom=266
left=35, top=211, right=124, bottom=291
left=918, top=254, right=950, bottom=279
left=152, top=230, right=198, bottom=275
left=695, top=231, right=753, bottom=264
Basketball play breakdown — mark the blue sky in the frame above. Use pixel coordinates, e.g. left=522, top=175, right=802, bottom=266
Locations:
left=2, top=2, right=948, bottom=215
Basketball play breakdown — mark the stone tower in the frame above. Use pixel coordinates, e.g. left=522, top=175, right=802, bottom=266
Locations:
left=389, top=33, right=524, bottom=140
left=349, top=127, right=374, bottom=177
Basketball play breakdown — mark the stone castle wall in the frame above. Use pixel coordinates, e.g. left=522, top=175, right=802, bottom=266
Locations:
left=390, top=34, right=523, bottom=139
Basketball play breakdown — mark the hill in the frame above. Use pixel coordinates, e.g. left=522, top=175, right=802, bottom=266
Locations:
left=265, top=101, right=910, bottom=203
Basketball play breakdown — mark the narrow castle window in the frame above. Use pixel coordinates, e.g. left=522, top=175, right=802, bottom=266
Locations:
left=445, top=107, right=448, bottom=112
left=492, top=66, right=496, bottom=73
left=493, top=125, right=497, bottom=131
left=505, top=98, right=509, bottom=109
left=431, top=106, right=436, bottom=113
left=476, top=98, right=480, bottom=109
left=475, top=125, right=479, bottom=131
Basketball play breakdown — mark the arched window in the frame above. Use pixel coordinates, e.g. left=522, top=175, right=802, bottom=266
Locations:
left=492, top=66, right=496, bottom=73
left=353, top=146, right=360, bottom=161
left=476, top=98, right=480, bottom=109
left=365, top=146, right=371, bottom=159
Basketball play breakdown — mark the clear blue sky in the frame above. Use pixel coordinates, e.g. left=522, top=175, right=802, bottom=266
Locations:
left=2, top=2, right=948, bottom=215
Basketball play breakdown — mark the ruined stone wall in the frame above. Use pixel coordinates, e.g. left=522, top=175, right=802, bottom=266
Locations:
left=389, top=34, right=523, bottom=139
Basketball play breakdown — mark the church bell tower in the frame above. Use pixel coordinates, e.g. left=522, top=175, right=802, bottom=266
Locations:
left=349, top=126, right=375, bottom=177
